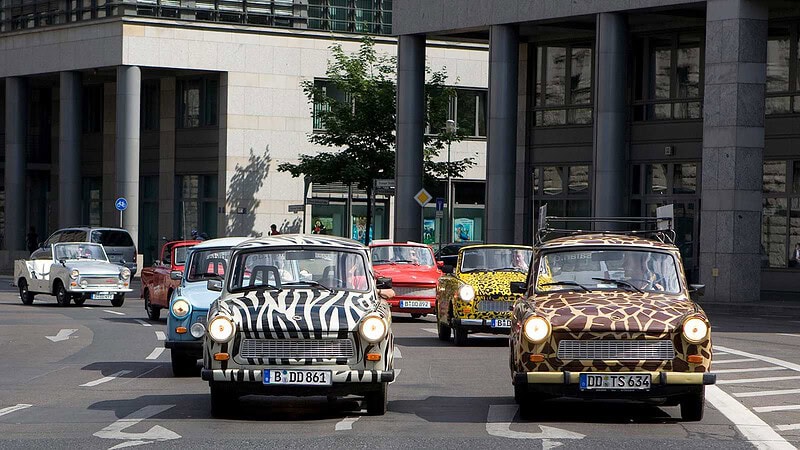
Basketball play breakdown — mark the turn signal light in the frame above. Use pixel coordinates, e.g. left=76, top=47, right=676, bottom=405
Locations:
left=529, top=354, right=545, bottom=363
left=70, top=282, right=77, bottom=287
left=687, top=355, right=703, bottom=364
left=176, top=326, right=187, bottom=334
left=366, top=353, right=381, bottom=361
left=214, top=353, right=229, bottom=361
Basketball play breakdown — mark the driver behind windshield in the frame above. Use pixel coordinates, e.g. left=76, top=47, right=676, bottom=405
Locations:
left=622, top=252, right=666, bottom=292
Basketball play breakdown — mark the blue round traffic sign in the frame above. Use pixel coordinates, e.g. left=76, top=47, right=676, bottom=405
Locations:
left=115, top=197, right=128, bottom=211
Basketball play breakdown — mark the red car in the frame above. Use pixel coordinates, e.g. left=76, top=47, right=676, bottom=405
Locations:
left=369, top=241, right=442, bottom=318
left=141, top=240, right=200, bottom=320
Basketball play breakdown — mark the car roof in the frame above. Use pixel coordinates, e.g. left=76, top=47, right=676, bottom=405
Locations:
left=54, top=227, right=130, bottom=232
left=369, top=241, right=429, bottom=248
left=538, top=233, right=678, bottom=251
left=165, top=240, right=202, bottom=247
left=234, top=234, right=366, bottom=250
left=191, top=237, right=252, bottom=249
left=459, top=244, right=533, bottom=252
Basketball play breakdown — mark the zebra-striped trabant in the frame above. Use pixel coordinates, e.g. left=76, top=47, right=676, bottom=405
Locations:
left=201, top=234, right=395, bottom=417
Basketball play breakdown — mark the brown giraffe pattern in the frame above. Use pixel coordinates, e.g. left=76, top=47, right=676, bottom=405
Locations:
left=509, top=233, right=712, bottom=376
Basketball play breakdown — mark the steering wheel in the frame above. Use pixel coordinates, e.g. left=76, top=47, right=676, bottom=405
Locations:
left=626, top=277, right=663, bottom=291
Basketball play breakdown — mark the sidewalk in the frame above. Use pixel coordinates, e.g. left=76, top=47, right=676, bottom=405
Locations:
left=698, top=291, right=800, bottom=318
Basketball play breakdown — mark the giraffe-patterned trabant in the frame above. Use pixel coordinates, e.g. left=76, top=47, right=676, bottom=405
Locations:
left=509, top=233, right=715, bottom=422
left=435, top=244, right=533, bottom=346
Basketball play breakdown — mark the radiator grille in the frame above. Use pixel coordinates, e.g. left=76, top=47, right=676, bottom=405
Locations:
left=476, top=300, right=514, bottom=312
left=394, top=286, right=436, bottom=298
left=557, top=340, right=675, bottom=361
left=81, top=276, right=119, bottom=288
left=239, top=339, right=355, bottom=360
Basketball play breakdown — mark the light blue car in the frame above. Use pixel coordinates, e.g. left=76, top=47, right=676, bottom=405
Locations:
left=165, top=237, right=250, bottom=376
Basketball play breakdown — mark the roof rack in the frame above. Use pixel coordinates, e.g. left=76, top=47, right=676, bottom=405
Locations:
left=535, top=205, right=676, bottom=245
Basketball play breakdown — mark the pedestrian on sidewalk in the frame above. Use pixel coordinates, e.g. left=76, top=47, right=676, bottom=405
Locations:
left=269, top=224, right=281, bottom=236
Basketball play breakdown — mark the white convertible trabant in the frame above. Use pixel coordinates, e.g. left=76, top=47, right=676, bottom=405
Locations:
left=14, top=242, right=133, bottom=307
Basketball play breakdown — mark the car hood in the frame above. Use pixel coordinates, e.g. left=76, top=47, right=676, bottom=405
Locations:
left=534, top=291, right=700, bottom=333
left=373, top=264, right=439, bottom=285
left=175, top=281, right=221, bottom=309
left=69, top=261, right=122, bottom=275
left=220, top=289, right=379, bottom=338
left=459, top=271, right=527, bottom=296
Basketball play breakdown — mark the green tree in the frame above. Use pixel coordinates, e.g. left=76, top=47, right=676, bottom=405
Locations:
left=278, top=37, right=474, bottom=244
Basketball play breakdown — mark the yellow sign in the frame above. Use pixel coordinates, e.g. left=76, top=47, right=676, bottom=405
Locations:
left=414, top=189, right=432, bottom=207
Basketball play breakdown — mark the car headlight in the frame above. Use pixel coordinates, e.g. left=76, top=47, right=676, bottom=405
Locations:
left=523, top=316, right=551, bottom=344
left=459, top=285, right=475, bottom=302
left=80, top=279, right=88, bottom=288
left=120, top=268, right=131, bottom=280
left=208, top=316, right=236, bottom=343
left=682, top=317, right=709, bottom=344
left=171, top=299, right=191, bottom=318
left=70, top=269, right=80, bottom=280
left=359, top=315, right=388, bottom=343
left=190, top=322, right=206, bottom=338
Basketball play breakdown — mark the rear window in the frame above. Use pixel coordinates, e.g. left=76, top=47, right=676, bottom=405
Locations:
left=91, top=230, right=134, bottom=247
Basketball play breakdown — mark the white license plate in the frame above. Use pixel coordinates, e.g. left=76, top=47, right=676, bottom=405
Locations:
left=400, top=300, right=430, bottom=308
left=491, top=319, right=511, bottom=328
left=263, top=369, right=332, bottom=386
left=580, top=373, right=651, bottom=391
left=92, top=292, right=114, bottom=300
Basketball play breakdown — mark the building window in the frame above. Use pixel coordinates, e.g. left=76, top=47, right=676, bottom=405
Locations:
left=308, top=0, right=392, bottom=35
left=81, top=177, right=102, bottom=227
left=533, top=165, right=591, bottom=229
left=312, top=79, right=348, bottom=131
left=534, top=44, right=593, bottom=127
left=177, top=77, right=218, bottom=129
left=633, top=33, right=702, bottom=121
left=177, top=175, right=218, bottom=239
left=761, top=160, right=800, bottom=269
left=426, top=88, right=488, bottom=137
left=141, top=81, right=159, bottom=131
left=82, top=84, right=103, bottom=133
left=765, top=24, right=800, bottom=115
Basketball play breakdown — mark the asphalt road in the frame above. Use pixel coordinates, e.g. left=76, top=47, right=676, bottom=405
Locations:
left=0, top=280, right=799, bottom=450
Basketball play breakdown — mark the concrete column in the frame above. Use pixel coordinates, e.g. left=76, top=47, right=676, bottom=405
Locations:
left=514, top=42, right=534, bottom=245
left=699, top=0, right=767, bottom=303
left=592, top=13, right=628, bottom=224
left=159, top=77, right=177, bottom=240
left=59, top=71, right=82, bottom=227
left=102, top=81, right=117, bottom=227
left=115, top=66, right=141, bottom=248
left=4, top=77, right=27, bottom=251
left=394, top=35, right=425, bottom=242
left=485, top=24, right=519, bottom=244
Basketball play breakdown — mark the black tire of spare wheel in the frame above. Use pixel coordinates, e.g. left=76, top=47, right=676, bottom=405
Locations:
left=111, top=294, right=125, bottom=307
left=144, top=290, right=160, bottom=320
left=680, top=388, right=705, bottom=422
left=55, top=282, right=71, bottom=307
left=171, top=351, right=200, bottom=377
left=365, top=382, right=388, bottom=416
left=210, top=382, right=239, bottom=418
left=453, top=325, right=468, bottom=346
left=73, top=296, right=86, bottom=306
left=19, top=280, right=34, bottom=305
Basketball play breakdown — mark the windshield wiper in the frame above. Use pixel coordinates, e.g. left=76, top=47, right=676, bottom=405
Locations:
left=282, top=280, right=335, bottom=294
left=591, top=277, right=643, bottom=294
left=238, top=284, right=282, bottom=293
left=490, top=267, right=526, bottom=272
left=539, top=281, right=590, bottom=292
left=373, top=259, right=394, bottom=265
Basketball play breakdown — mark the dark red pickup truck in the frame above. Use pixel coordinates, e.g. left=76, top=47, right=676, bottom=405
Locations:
left=140, top=240, right=200, bottom=320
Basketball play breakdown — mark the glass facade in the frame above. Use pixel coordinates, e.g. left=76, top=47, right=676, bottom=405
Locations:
left=177, top=175, right=218, bottom=240
left=765, top=24, right=800, bottom=114
left=533, top=165, right=591, bottom=230
left=177, top=77, right=218, bottom=129
left=534, top=44, right=593, bottom=126
left=761, top=160, right=800, bottom=269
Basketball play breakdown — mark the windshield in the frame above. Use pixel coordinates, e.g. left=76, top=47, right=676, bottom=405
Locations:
left=459, top=247, right=532, bottom=273
left=536, top=249, right=681, bottom=294
left=229, top=248, right=371, bottom=293
left=371, top=245, right=434, bottom=266
left=186, top=248, right=232, bottom=282
left=53, top=243, right=107, bottom=261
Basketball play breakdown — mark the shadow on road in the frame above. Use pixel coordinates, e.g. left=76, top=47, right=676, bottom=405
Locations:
left=81, top=361, right=171, bottom=379
left=394, top=335, right=508, bottom=348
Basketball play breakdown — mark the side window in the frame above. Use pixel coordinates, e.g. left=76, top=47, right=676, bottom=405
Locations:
left=44, top=232, right=62, bottom=246
left=62, top=231, right=86, bottom=242
left=163, top=246, right=173, bottom=265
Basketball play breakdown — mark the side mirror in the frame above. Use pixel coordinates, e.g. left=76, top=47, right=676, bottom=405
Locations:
left=58, top=258, right=66, bottom=265
left=689, top=284, right=705, bottom=296
left=441, top=265, right=454, bottom=274
left=376, top=276, right=392, bottom=290
left=436, top=260, right=444, bottom=268
left=207, top=279, right=223, bottom=292
left=170, top=270, right=183, bottom=281
left=120, top=258, right=126, bottom=265
left=39, top=242, right=45, bottom=248
left=153, top=260, right=161, bottom=267
left=510, top=281, right=527, bottom=294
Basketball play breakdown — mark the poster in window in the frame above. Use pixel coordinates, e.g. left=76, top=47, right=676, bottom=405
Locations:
left=453, top=218, right=474, bottom=242
left=423, top=219, right=435, bottom=245
left=312, top=217, right=333, bottom=235
left=352, top=216, right=373, bottom=242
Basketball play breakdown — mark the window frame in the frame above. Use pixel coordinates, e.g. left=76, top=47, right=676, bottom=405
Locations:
left=534, top=42, right=595, bottom=127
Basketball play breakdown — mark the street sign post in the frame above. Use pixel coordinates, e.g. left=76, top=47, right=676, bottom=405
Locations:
left=306, top=198, right=330, bottom=206
left=375, top=179, right=395, bottom=189
left=435, top=197, right=444, bottom=211
left=115, top=197, right=128, bottom=227
left=288, top=204, right=305, bottom=213
left=414, top=189, right=432, bottom=207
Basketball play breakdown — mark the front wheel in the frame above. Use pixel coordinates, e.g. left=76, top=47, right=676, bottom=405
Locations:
left=436, top=315, right=451, bottom=341
left=515, top=384, right=543, bottom=420
left=410, top=313, right=422, bottom=319
left=55, top=282, right=71, bottom=307
left=365, top=382, right=388, bottom=416
left=680, top=388, right=705, bottom=421
left=18, top=280, right=34, bottom=305
left=73, top=296, right=86, bottom=306
left=453, top=325, right=468, bottom=346
left=144, top=291, right=160, bottom=320
left=111, top=294, right=125, bottom=307
left=210, top=382, right=239, bottom=418
left=171, top=350, right=199, bottom=377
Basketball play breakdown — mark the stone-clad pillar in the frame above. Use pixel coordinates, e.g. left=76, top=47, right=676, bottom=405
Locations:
left=485, top=24, right=519, bottom=244
left=394, top=35, right=425, bottom=242
left=699, top=0, right=767, bottom=303
left=4, top=77, right=27, bottom=251
left=59, top=71, right=82, bottom=227
left=115, top=66, right=141, bottom=248
left=592, top=13, right=628, bottom=224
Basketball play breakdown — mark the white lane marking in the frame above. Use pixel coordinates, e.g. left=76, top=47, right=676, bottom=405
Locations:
left=80, top=370, right=132, bottom=387
left=104, top=310, right=126, bottom=316
left=422, top=328, right=438, bottom=334
left=0, top=404, right=32, bottom=417
left=777, top=424, right=800, bottom=431
left=705, top=386, right=795, bottom=450
left=390, top=368, right=402, bottom=385
left=715, top=345, right=800, bottom=373
left=734, top=388, right=800, bottom=398
left=135, top=319, right=152, bottom=327
left=335, top=416, right=359, bottom=431
left=713, top=367, right=787, bottom=374
left=145, top=348, right=165, bottom=360
left=486, top=404, right=585, bottom=443
left=394, top=346, right=402, bottom=359
left=155, top=331, right=166, bottom=341
left=778, top=333, right=800, bottom=338
left=713, top=350, right=729, bottom=355
left=94, top=404, right=180, bottom=449
left=718, top=376, right=800, bottom=385
left=754, top=405, right=800, bottom=413
left=46, top=329, right=78, bottom=342
left=713, top=358, right=758, bottom=365
left=83, top=306, right=92, bottom=310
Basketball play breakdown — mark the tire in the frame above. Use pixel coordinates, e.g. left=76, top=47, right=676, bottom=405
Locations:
left=436, top=311, right=451, bottom=341
left=18, top=279, right=34, bottom=305
left=410, top=314, right=422, bottom=319
left=55, top=282, right=71, bottom=307
left=515, top=384, right=543, bottom=420
left=111, top=294, right=125, bottom=307
left=210, top=382, right=239, bottom=418
left=453, top=325, right=468, bottom=346
left=73, top=296, right=86, bottom=306
left=171, top=350, right=199, bottom=377
left=680, top=388, right=705, bottom=421
left=365, top=382, right=388, bottom=416
left=144, top=290, right=160, bottom=320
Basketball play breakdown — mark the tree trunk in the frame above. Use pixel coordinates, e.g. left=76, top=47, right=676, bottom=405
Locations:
left=364, top=185, right=373, bottom=245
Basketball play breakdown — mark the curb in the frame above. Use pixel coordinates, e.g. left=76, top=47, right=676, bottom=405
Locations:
left=699, top=302, right=800, bottom=319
